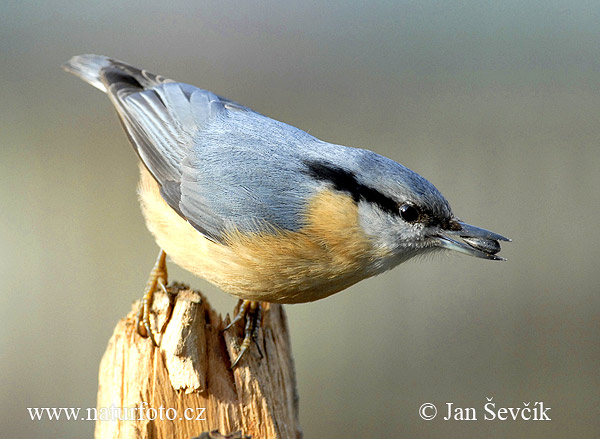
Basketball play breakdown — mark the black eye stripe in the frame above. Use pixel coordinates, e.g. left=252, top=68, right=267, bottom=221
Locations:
left=304, top=161, right=398, bottom=215
left=304, top=160, right=453, bottom=227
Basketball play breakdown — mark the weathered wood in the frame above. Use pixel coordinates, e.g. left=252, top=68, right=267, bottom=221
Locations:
left=95, top=285, right=301, bottom=439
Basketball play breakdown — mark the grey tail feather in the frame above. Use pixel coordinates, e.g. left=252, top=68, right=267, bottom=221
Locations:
left=62, top=54, right=172, bottom=94
left=62, top=54, right=113, bottom=92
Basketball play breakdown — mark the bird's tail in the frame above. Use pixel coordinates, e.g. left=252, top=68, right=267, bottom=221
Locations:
left=62, top=54, right=170, bottom=94
left=61, top=54, right=114, bottom=92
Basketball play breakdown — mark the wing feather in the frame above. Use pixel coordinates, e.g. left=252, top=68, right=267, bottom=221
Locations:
left=63, top=54, right=328, bottom=243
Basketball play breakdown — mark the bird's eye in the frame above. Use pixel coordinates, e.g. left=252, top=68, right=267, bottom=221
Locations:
left=399, top=204, right=420, bottom=223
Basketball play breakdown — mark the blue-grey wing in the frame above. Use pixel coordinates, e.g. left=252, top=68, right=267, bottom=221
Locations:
left=63, top=55, right=347, bottom=242
left=122, top=83, right=319, bottom=241
left=122, top=82, right=326, bottom=241
left=176, top=107, right=329, bottom=241
left=64, top=55, right=314, bottom=241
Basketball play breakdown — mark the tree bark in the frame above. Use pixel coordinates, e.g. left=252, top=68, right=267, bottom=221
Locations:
left=95, top=285, right=301, bottom=439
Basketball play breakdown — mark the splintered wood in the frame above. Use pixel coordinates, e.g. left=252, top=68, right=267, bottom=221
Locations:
left=95, top=287, right=301, bottom=439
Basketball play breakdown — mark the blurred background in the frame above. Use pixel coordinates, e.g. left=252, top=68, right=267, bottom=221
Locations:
left=1, top=1, right=599, bottom=438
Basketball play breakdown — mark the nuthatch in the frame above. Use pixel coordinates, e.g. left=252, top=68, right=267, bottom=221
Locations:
left=63, top=55, right=510, bottom=366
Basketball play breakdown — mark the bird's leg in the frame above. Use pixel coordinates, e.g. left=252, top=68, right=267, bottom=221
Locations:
left=136, top=249, right=168, bottom=345
left=225, top=300, right=263, bottom=368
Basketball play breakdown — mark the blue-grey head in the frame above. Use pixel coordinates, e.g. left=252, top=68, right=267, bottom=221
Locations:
left=303, top=148, right=510, bottom=273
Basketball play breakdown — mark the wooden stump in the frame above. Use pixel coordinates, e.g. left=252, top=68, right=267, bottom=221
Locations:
left=95, top=285, right=301, bottom=439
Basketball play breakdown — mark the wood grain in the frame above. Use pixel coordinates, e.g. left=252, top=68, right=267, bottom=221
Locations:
left=95, top=286, right=301, bottom=439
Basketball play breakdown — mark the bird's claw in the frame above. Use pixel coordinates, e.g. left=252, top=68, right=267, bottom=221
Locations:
left=225, top=300, right=263, bottom=368
left=136, top=249, right=168, bottom=345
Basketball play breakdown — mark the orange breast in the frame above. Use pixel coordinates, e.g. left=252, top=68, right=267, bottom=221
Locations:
left=137, top=164, right=389, bottom=303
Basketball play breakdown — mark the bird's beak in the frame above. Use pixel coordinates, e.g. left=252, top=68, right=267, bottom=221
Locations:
left=435, top=221, right=511, bottom=261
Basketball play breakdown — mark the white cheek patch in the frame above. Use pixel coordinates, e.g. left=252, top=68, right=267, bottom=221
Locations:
left=357, top=202, right=401, bottom=251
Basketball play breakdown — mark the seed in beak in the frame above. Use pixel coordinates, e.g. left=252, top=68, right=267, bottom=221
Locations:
left=461, top=236, right=501, bottom=255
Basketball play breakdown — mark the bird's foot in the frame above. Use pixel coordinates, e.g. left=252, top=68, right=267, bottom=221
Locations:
left=225, top=300, right=263, bottom=368
left=136, top=249, right=169, bottom=345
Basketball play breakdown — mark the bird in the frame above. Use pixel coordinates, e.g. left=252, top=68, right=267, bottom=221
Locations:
left=63, top=54, right=510, bottom=367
